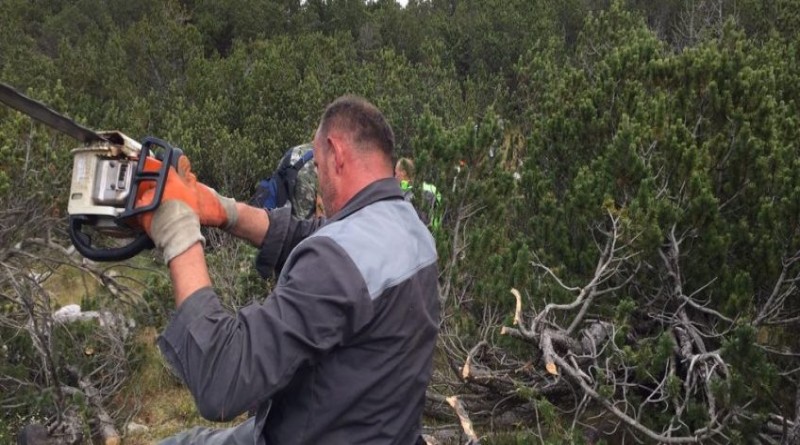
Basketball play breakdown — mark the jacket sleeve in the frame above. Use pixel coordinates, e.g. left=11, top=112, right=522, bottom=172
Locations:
left=256, top=206, right=325, bottom=279
left=157, top=235, right=374, bottom=422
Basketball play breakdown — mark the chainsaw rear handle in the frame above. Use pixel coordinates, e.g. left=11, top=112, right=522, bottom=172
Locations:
left=68, top=137, right=183, bottom=262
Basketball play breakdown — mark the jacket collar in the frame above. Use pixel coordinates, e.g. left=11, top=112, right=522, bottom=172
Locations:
left=326, top=177, right=404, bottom=223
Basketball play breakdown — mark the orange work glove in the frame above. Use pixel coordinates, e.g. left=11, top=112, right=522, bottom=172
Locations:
left=135, top=156, right=204, bottom=263
left=137, top=156, right=239, bottom=230
left=195, top=182, right=239, bottom=230
left=136, top=156, right=200, bottom=231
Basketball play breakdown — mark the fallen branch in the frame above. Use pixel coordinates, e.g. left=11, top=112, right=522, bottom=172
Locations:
left=462, top=340, right=489, bottom=380
left=65, top=367, right=120, bottom=445
left=446, top=396, right=480, bottom=444
left=550, top=352, right=715, bottom=444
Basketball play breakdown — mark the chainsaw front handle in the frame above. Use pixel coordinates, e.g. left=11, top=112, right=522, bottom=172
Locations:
left=119, top=137, right=184, bottom=219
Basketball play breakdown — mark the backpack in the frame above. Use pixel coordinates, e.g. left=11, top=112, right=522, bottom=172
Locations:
left=251, top=144, right=317, bottom=218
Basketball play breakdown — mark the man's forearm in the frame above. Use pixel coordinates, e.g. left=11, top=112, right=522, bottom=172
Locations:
left=168, top=203, right=267, bottom=307
left=228, top=202, right=270, bottom=247
left=169, top=242, right=211, bottom=307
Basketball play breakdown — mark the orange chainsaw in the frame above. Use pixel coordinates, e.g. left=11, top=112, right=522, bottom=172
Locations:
left=0, top=82, right=182, bottom=261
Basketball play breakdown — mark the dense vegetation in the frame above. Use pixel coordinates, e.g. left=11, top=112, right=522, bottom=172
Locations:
left=2, top=0, right=800, bottom=443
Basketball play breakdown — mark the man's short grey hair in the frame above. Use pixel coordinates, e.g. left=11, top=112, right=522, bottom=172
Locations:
left=319, top=95, right=395, bottom=159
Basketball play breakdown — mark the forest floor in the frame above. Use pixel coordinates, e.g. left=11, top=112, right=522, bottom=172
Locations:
left=114, top=327, right=245, bottom=444
left=45, top=260, right=245, bottom=445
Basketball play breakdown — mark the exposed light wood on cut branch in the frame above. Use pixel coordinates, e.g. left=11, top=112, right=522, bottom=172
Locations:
left=510, top=288, right=524, bottom=327
left=462, top=340, right=489, bottom=380
left=540, top=329, right=558, bottom=375
left=446, top=395, right=480, bottom=444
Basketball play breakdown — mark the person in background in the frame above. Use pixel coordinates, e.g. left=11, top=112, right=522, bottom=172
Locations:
left=136, top=95, right=440, bottom=445
left=283, top=143, right=318, bottom=218
left=251, top=142, right=318, bottom=219
left=394, top=156, right=442, bottom=229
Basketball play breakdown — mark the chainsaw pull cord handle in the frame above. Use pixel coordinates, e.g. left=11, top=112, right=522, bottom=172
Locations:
left=68, top=137, right=183, bottom=262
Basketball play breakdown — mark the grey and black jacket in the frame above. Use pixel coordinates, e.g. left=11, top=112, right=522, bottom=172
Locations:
left=158, top=178, right=440, bottom=444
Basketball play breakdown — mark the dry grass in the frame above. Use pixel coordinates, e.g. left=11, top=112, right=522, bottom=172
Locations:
left=114, top=329, right=247, bottom=444
left=42, top=264, right=100, bottom=306
left=39, top=259, right=245, bottom=444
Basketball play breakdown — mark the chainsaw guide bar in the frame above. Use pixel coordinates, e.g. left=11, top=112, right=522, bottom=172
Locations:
left=0, top=81, right=180, bottom=262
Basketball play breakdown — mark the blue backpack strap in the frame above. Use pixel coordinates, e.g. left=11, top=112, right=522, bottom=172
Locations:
left=252, top=178, right=280, bottom=209
left=277, top=148, right=314, bottom=209
left=292, top=149, right=314, bottom=169
left=254, top=146, right=314, bottom=211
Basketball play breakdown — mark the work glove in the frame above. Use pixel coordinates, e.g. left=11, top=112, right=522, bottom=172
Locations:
left=137, top=154, right=239, bottom=225
left=168, top=155, right=239, bottom=230
left=166, top=155, right=238, bottom=229
left=135, top=156, right=206, bottom=263
left=195, top=182, right=239, bottom=230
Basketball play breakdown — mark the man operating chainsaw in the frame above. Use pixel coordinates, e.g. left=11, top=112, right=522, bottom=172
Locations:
left=136, top=95, right=440, bottom=445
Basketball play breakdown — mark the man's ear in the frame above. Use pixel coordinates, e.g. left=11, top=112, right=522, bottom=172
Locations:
left=327, top=135, right=346, bottom=173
